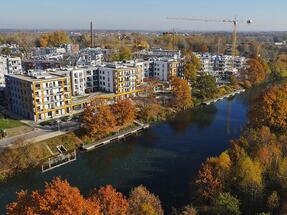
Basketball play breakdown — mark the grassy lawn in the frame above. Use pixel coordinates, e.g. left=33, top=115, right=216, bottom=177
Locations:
left=37, top=132, right=83, bottom=154
left=0, top=118, right=23, bottom=130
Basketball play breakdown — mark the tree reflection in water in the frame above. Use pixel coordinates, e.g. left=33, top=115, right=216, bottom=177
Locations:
left=169, top=104, right=218, bottom=133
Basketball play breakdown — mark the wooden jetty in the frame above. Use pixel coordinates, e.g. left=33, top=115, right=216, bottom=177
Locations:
left=41, top=149, right=76, bottom=173
left=81, top=121, right=149, bottom=151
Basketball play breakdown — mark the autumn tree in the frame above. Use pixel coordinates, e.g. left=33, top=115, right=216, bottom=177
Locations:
left=7, top=177, right=86, bottom=215
left=248, top=84, right=287, bottom=131
left=195, top=164, right=223, bottom=202
left=207, top=152, right=232, bottom=183
left=267, top=191, right=280, bottom=212
left=128, top=185, right=164, bottom=215
left=119, top=46, right=132, bottom=61
left=171, top=77, right=193, bottom=109
left=89, top=185, right=129, bottom=215
left=175, top=204, right=197, bottom=215
left=184, top=53, right=201, bottom=83
left=39, top=33, right=49, bottom=48
left=38, top=31, right=69, bottom=47
left=241, top=58, right=268, bottom=85
left=235, top=156, right=263, bottom=196
left=112, top=99, right=136, bottom=126
left=83, top=99, right=116, bottom=136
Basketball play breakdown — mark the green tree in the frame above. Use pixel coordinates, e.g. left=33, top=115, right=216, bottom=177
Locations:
left=196, top=74, right=218, bottom=99
left=211, top=192, right=241, bottom=215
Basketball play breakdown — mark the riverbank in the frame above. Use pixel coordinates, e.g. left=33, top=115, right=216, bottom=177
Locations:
left=0, top=91, right=250, bottom=214
left=0, top=84, right=244, bottom=183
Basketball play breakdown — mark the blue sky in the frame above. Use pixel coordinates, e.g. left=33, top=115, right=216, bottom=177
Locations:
left=0, top=0, right=286, bottom=31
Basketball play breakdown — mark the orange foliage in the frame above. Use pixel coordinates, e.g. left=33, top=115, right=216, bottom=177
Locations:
left=112, top=99, right=136, bottom=126
left=83, top=99, right=116, bottom=135
left=195, top=164, right=222, bottom=202
left=7, top=177, right=86, bottom=215
left=171, top=77, right=193, bottom=109
left=249, top=84, right=287, bottom=131
left=242, top=58, right=268, bottom=85
left=89, top=185, right=128, bottom=215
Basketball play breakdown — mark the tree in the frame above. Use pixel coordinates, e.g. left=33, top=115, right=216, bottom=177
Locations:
left=195, top=164, right=222, bottom=202
left=83, top=99, right=116, bottom=135
left=171, top=77, right=193, bottom=109
left=39, top=33, right=49, bottom=48
left=38, top=31, right=69, bottom=47
left=112, top=99, right=136, bottom=126
left=196, top=74, right=218, bottom=99
left=211, top=192, right=241, bottom=215
left=236, top=156, right=263, bottom=196
left=248, top=84, right=287, bottom=131
left=267, top=191, right=279, bottom=211
left=7, top=177, right=86, bottom=215
left=207, top=152, right=232, bottom=182
left=184, top=63, right=197, bottom=83
left=119, top=46, right=132, bottom=61
left=241, top=58, right=267, bottom=85
left=176, top=204, right=197, bottom=215
left=128, top=185, right=164, bottom=215
left=89, top=185, right=129, bottom=215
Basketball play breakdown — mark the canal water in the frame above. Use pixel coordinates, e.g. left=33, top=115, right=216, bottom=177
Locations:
left=0, top=92, right=251, bottom=213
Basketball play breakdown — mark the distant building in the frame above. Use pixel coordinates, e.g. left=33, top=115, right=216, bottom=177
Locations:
left=139, top=48, right=181, bottom=60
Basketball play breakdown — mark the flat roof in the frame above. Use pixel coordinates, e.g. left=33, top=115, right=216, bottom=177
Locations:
left=6, top=72, right=66, bottom=82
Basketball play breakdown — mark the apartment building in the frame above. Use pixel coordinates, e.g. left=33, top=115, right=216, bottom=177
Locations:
left=0, top=56, right=22, bottom=88
left=153, top=58, right=183, bottom=82
left=0, top=56, right=8, bottom=88
left=139, top=48, right=181, bottom=60
left=195, top=53, right=247, bottom=75
left=98, top=63, right=141, bottom=98
left=5, top=70, right=72, bottom=122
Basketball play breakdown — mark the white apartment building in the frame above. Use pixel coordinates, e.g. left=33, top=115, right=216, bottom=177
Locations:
left=98, top=63, right=140, bottom=98
left=195, top=53, right=247, bottom=77
left=0, top=56, right=8, bottom=88
left=0, top=56, right=22, bottom=87
left=140, top=48, right=181, bottom=60
left=153, top=58, right=182, bottom=82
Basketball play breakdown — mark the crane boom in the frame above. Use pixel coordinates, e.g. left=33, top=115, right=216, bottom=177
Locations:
left=167, top=16, right=235, bottom=23
left=167, top=16, right=252, bottom=69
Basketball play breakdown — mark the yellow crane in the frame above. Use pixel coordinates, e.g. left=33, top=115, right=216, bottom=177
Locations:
left=167, top=16, right=252, bottom=58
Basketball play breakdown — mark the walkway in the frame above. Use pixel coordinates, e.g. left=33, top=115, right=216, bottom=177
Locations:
left=81, top=122, right=149, bottom=151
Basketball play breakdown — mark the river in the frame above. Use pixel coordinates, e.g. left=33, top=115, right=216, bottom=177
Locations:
left=0, top=91, right=252, bottom=213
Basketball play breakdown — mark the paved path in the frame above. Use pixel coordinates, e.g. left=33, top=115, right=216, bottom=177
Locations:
left=0, top=124, right=80, bottom=151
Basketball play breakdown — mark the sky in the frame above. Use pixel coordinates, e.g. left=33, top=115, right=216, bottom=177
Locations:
left=0, top=0, right=286, bottom=31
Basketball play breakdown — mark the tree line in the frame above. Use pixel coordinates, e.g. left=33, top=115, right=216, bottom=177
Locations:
left=7, top=177, right=197, bottom=215
left=193, top=81, right=287, bottom=214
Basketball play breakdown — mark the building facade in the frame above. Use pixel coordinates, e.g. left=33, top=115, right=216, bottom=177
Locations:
left=5, top=71, right=72, bottom=122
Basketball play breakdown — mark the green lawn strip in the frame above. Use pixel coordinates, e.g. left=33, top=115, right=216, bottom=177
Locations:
left=0, top=118, right=23, bottom=130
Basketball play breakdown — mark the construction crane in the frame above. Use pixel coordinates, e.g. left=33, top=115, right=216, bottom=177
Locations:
left=167, top=16, right=252, bottom=58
